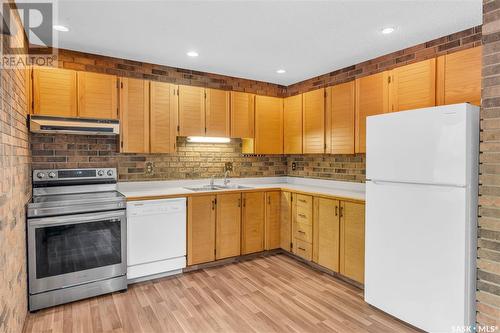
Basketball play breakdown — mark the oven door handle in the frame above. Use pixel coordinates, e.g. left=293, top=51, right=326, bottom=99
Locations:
left=28, top=211, right=126, bottom=228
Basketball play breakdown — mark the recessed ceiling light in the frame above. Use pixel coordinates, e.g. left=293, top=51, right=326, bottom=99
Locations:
left=276, top=69, right=286, bottom=74
left=53, top=25, right=69, bottom=32
left=381, top=27, right=395, bottom=35
left=187, top=51, right=199, bottom=57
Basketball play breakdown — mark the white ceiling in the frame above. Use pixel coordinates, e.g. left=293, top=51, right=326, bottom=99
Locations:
left=23, top=0, right=482, bottom=85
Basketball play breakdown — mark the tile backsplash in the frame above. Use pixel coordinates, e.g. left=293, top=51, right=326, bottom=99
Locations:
left=30, top=134, right=366, bottom=182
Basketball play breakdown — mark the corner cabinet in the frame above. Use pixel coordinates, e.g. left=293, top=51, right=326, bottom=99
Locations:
left=254, top=95, right=284, bottom=154
left=284, top=94, right=303, bottom=154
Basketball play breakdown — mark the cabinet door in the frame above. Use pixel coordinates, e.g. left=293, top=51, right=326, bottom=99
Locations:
left=78, top=72, right=118, bottom=119
left=340, top=201, right=365, bottom=284
left=437, top=46, right=482, bottom=106
left=303, top=88, right=325, bottom=153
left=187, top=195, right=216, bottom=265
left=33, top=67, right=77, bottom=117
left=216, top=193, right=241, bottom=260
left=355, top=72, right=389, bottom=153
left=284, top=94, right=303, bottom=154
left=265, top=191, right=281, bottom=250
left=206, top=89, right=230, bottom=137
left=313, top=197, right=340, bottom=272
left=280, top=191, right=292, bottom=251
left=179, top=85, right=205, bottom=136
left=119, top=78, right=149, bottom=153
left=241, top=192, right=265, bottom=254
left=326, top=82, right=355, bottom=154
left=389, top=58, right=436, bottom=112
left=150, top=82, right=178, bottom=153
left=230, top=91, right=254, bottom=138
left=255, top=96, right=283, bottom=154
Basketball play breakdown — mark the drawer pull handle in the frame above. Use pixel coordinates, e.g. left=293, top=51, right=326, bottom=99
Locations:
left=298, top=230, right=305, bottom=234
left=298, top=247, right=306, bottom=251
left=299, top=199, right=307, bottom=203
left=298, top=213, right=306, bottom=218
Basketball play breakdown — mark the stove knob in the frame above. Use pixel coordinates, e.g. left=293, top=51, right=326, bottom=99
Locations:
left=48, top=172, right=56, bottom=178
left=107, top=170, right=114, bottom=177
left=97, top=170, right=105, bottom=176
left=36, top=172, right=45, bottom=179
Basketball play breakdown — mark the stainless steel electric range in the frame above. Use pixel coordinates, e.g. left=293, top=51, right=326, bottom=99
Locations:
left=27, top=168, right=127, bottom=311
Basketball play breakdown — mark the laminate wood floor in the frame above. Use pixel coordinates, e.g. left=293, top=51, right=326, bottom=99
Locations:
left=24, top=254, right=420, bottom=333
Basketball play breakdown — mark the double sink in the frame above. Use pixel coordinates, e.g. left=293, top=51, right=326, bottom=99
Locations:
left=184, top=184, right=252, bottom=192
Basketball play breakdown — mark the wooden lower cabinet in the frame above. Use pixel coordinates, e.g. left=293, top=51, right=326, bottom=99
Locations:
left=187, top=195, right=216, bottom=265
left=313, top=197, right=340, bottom=272
left=241, top=192, right=265, bottom=254
left=216, top=193, right=241, bottom=260
left=280, top=191, right=292, bottom=251
left=339, top=201, right=365, bottom=284
left=265, top=191, right=281, bottom=250
left=292, top=193, right=313, bottom=260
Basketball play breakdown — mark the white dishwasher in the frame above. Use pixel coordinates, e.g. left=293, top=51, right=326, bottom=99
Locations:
left=127, top=198, right=186, bottom=282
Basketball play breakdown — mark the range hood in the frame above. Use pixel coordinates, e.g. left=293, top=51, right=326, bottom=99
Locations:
left=29, top=115, right=119, bottom=136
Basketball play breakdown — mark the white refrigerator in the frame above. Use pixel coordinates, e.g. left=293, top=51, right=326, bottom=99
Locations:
left=364, top=103, right=479, bottom=333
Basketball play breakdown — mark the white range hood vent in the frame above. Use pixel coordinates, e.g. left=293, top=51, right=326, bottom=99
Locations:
left=29, top=115, right=120, bottom=136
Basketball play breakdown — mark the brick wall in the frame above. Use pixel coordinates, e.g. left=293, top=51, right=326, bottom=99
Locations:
left=55, top=49, right=287, bottom=97
left=287, top=154, right=365, bottom=182
left=477, top=0, right=500, bottom=329
left=31, top=135, right=287, bottom=181
left=287, top=26, right=482, bottom=96
left=0, top=1, right=31, bottom=332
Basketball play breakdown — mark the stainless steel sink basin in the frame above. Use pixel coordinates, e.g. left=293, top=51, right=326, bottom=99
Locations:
left=184, top=184, right=252, bottom=192
left=183, top=185, right=222, bottom=192
left=214, top=184, right=252, bottom=190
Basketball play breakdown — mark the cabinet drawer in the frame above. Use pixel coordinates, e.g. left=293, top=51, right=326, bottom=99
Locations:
left=296, top=194, right=312, bottom=209
left=294, top=222, right=312, bottom=243
left=295, top=205, right=312, bottom=225
left=294, top=239, right=312, bottom=261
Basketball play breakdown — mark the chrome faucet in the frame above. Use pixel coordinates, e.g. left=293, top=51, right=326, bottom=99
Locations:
left=223, top=170, right=230, bottom=186
left=210, top=175, right=215, bottom=187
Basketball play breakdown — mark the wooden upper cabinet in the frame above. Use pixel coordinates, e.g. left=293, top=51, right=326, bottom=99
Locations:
left=241, top=192, right=265, bottom=254
left=255, top=95, right=283, bottom=154
left=313, top=197, right=340, bottom=272
left=216, top=193, right=241, bottom=260
left=119, top=78, right=149, bottom=153
left=325, top=82, right=355, bottom=155
left=231, top=91, right=255, bottom=138
left=437, top=46, right=482, bottom=106
left=284, top=94, right=303, bottom=154
left=33, top=67, right=77, bottom=117
left=265, top=191, right=281, bottom=250
left=150, top=82, right=178, bottom=153
left=389, top=58, right=436, bottom=112
left=206, top=89, right=230, bottom=137
left=340, top=201, right=365, bottom=284
left=178, top=85, right=205, bottom=136
left=188, top=195, right=216, bottom=265
left=77, top=72, right=118, bottom=119
left=303, top=89, right=325, bottom=153
left=355, top=72, right=389, bottom=153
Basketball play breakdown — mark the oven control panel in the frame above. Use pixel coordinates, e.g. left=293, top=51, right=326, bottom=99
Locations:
left=33, top=168, right=117, bottom=183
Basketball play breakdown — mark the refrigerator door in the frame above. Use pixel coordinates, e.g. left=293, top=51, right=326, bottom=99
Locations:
left=365, top=181, right=474, bottom=332
left=366, top=103, right=479, bottom=186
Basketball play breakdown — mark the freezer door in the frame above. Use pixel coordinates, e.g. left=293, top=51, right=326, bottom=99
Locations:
left=366, top=103, right=479, bottom=186
left=365, top=181, right=474, bottom=332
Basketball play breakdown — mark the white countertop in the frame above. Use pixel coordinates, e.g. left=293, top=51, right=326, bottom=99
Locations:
left=118, top=176, right=365, bottom=201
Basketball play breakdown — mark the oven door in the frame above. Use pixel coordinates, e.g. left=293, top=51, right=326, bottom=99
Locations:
left=28, top=210, right=126, bottom=295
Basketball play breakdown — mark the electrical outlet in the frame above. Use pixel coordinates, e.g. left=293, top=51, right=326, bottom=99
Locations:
left=291, top=162, right=297, bottom=171
left=145, top=161, right=154, bottom=175
left=224, top=162, right=233, bottom=172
